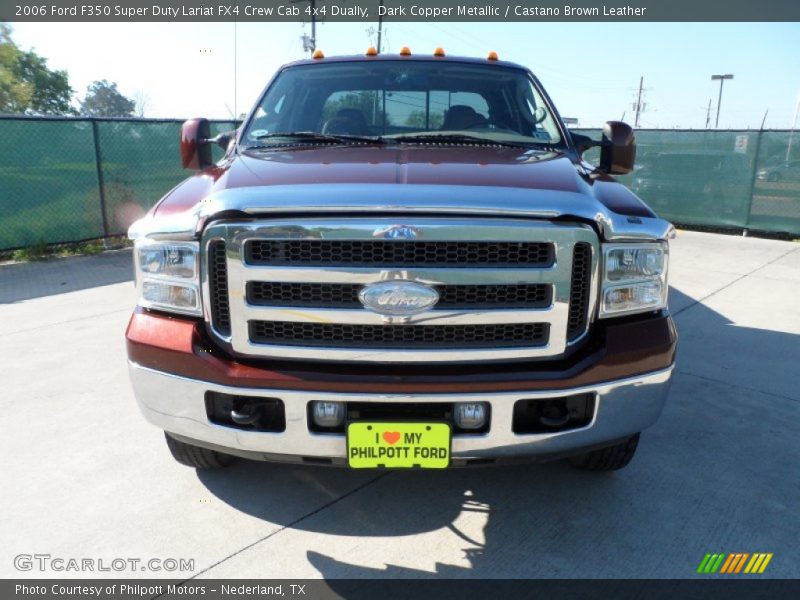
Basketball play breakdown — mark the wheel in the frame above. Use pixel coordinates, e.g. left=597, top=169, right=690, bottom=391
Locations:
left=164, top=432, right=235, bottom=469
left=568, top=434, right=640, bottom=471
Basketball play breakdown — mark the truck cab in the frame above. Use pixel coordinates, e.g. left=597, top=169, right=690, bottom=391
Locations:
left=126, top=50, right=676, bottom=472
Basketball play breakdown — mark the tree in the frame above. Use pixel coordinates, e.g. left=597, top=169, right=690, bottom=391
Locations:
left=322, top=91, right=392, bottom=127
left=406, top=110, right=443, bottom=130
left=80, top=80, right=136, bottom=117
left=132, top=89, right=151, bottom=118
left=0, top=24, right=74, bottom=115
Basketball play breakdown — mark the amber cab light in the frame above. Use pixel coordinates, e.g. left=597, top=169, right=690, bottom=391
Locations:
left=399, top=46, right=411, bottom=56
left=366, top=46, right=378, bottom=56
left=312, top=49, right=325, bottom=59
left=434, top=47, right=446, bottom=57
left=487, top=51, right=499, bottom=61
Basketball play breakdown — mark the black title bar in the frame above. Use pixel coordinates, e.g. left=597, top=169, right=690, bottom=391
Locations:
left=5, top=579, right=800, bottom=600
left=2, top=0, right=800, bottom=22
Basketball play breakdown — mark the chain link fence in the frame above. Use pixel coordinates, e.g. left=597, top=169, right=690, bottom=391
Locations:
left=0, top=116, right=237, bottom=251
left=1, top=118, right=798, bottom=252
left=575, top=128, right=800, bottom=235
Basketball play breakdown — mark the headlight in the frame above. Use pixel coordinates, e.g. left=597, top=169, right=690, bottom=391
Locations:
left=599, top=242, right=668, bottom=318
left=134, top=240, right=201, bottom=316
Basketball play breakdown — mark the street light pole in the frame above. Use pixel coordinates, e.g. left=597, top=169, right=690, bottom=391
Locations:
left=711, top=74, right=734, bottom=128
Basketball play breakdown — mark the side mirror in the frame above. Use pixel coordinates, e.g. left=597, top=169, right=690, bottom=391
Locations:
left=180, top=118, right=214, bottom=170
left=213, top=130, right=237, bottom=153
left=571, top=132, right=595, bottom=155
left=599, top=121, right=636, bottom=175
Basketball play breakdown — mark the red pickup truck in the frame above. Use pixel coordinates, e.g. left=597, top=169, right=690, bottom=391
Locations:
left=126, top=50, right=676, bottom=472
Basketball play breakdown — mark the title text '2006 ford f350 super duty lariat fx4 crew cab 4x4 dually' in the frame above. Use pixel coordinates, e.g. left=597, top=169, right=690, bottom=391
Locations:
left=126, top=49, right=676, bottom=472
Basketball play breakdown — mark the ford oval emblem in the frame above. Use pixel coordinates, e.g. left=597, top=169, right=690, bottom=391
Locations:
left=359, top=281, right=439, bottom=317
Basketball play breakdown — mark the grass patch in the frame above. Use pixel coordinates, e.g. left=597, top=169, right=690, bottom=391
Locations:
left=11, top=241, right=49, bottom=262
left=55, top=241, right=105, bottom=257
left=3, top=236, right=131, bottom=263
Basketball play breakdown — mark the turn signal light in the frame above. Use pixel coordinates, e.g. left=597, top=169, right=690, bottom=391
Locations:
left=399, top=46, right=411, bottom=56
left=312, top=49, right=325, bottom=59
left=434, top=47, right=446, bottom=57
left=487, top=51, right=499, bottom=61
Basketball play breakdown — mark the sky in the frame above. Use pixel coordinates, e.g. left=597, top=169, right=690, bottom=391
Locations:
left=9, top=21, right=800, bottom=129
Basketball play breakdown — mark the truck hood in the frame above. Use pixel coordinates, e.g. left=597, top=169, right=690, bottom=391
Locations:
left=229, top=146, right=583, bottom=192
left=132, top=145, right=673, bottom=243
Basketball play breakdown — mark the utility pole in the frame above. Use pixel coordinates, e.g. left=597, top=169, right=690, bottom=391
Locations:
left=711, top=74, right=734, bottom=128
left=233, top=20, right=237, bottom=119
left=295, top=0, right=318, bottom=54
left=705, top=98, right=712, bottom=128
left=786, top=94, right=800, bottom=162
left=377, top=0, right=384, bottom=53
left=633, top=76, right=645, bottom=127
left=310, top=0, right=316, bottom=52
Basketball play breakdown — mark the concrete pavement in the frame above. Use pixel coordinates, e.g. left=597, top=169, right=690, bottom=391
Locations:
left=1, top=231, right=798, bottom=580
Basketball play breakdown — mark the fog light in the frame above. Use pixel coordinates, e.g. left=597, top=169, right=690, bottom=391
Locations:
left=454, top=402, right=487, bottom=430
left=311, top=401, right=345, bottom=428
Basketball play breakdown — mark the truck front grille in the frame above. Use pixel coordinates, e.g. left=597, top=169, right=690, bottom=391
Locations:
left=249, top=321, right=549, bottom=349
left=245, top=239, right=555, bottom=267
left=203, top=218, right=597, bottom=363
left=208, top=240, right=231, bottom=336
left=567, top=242, right=592, bottom=341
left=247, top=282, right=551, bottom=309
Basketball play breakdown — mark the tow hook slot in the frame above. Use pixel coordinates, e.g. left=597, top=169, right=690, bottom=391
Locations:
left=512, top=393, right=595, bottom=434
left=538, top=401, right=571, bottom=428
left=230, top=403, right=260, bottom=426
left=205, top=392, right=286, bottom=432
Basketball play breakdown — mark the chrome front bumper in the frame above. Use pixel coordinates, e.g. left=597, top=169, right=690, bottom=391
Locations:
left=128, top=361, right=674, bottom=465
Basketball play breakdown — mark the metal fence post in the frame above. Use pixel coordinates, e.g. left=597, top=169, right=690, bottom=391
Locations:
left=91, top=118, right=111, bottom=246
left=742, top=129, right=764, bottom=236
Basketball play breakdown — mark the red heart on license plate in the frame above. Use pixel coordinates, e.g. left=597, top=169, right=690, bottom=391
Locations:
left=382, top=431, right=401, bottom=445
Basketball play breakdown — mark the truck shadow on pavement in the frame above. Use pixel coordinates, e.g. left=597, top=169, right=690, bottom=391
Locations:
left=196, top=287, right=799, bottom=579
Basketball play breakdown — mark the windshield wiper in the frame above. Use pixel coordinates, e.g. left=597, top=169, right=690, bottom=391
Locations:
left=246, top=131, right=385, bottom=147
left=389, top=133, right=536, bottom=148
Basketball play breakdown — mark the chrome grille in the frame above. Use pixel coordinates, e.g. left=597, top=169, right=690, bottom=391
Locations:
left=245, top=239, right=554, bottom=267
left=202, top=218, right=598, bottom=363
left=208, top=240, right=231, bottom=335
left=567, top=242, right=592, bottom=341
left=249, top=321, right=549, bottom=349
left=247, top=282, right=551, bottom=309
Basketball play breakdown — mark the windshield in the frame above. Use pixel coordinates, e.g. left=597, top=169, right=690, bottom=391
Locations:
left=241, top=60, right=563, bottom=148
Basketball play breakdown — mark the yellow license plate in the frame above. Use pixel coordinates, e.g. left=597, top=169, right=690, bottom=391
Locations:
left=347, top=422, right=451, bottom=469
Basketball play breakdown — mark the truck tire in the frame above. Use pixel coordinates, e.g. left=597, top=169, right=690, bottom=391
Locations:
left=164, top=433, right=235, bottom=469
left=568, top=434, right=640, bottom=471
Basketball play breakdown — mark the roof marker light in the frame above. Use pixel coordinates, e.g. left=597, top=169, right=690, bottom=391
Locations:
left=487, top=51, right=499, bottom=61
left=366, top=46, right=378, bottom=56
left=399, top=46, right=411, bottom=56
left=434, top=47, right=446, bottom=57
left=312, top=49, right=325, bottom=59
